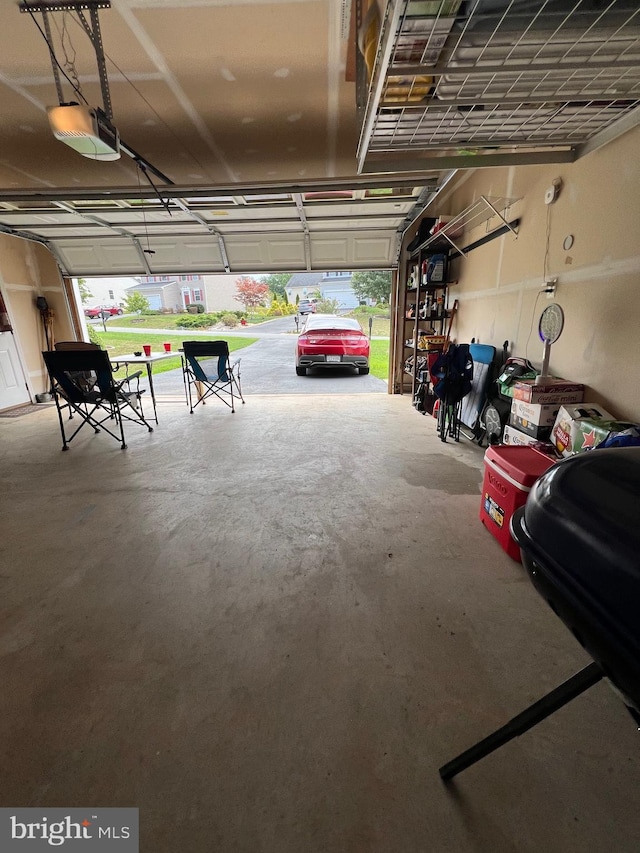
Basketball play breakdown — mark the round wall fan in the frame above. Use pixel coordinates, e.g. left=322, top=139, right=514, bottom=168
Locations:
left=536, top=303, right=565, bottom=383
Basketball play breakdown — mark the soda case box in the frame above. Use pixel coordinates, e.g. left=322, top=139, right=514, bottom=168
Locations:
left=512, top=378, right=584, bottom=405
left=550, top=403, right=629, bottom=457
left=510, top=399, right=560, bottom=438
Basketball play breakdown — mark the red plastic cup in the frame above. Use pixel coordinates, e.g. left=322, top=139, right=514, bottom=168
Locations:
left=142, top=345, right=151, bottom=356
left=163, top=342, right=171, bottom=352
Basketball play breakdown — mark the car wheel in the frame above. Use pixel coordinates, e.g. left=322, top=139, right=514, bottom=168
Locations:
left=117, top=309, right=123, bottom=315
left=359, top=367, right=370, bottom=375
left=296, top=366, right=307, bottom=376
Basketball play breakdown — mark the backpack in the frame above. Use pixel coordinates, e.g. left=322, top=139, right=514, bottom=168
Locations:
left=431, top=344, right=474, bottom=403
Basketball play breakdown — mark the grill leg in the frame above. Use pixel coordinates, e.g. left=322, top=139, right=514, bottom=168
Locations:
left=439, top=661, right=604, bottom=782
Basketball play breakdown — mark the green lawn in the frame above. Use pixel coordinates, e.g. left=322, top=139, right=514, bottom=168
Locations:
left=369, top=338, right=389, bottom=381
left=105, top=315, right=184, bottom=330
left=94, top=330, right=258, bottom=376
left=346, top=313, right=390, bottom=338
left=104, top=313, right=269, bottom=329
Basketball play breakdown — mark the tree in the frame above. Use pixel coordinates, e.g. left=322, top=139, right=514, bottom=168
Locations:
left=124, top=291, right=150, bottom=314
left=351, top=271, right=392, bottom=304
left=234, top=276, right=269, bottom=310
left=78, top=277, right=92, bottom=304
left=260, top=273, right=292, bottom=300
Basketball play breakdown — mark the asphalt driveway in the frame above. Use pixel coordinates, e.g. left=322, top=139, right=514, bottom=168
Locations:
left=150, top=319, right=387, bottom=396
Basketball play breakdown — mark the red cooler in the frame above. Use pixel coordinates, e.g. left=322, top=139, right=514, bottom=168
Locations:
left=480, top=446, right=556, bottom=561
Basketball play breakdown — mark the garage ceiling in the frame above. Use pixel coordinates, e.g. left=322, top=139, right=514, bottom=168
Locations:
left=0, top=0, right=638, bottom=277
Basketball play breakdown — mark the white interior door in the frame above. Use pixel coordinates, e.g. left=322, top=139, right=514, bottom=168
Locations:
left=0, top=331, right=30, bottom=409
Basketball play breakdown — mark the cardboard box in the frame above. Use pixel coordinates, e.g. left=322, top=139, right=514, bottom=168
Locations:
left=502, top=424, right=540, bottom=446
left=512, top=379, right=584, bottom=405
left=509, top=400, right=560, bottom=439
left=550, top=404, right=619, bottom=457
left=501, top=425, right=557, bottom=457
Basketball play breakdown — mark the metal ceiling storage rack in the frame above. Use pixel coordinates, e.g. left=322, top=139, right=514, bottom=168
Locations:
left=356, top=0, right=640, bottom=174
left=410, top=195, right=520, bottom=257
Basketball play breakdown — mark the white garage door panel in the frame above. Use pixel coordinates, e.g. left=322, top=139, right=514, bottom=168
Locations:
left=52, top=246, right=100, bottom=271
left=226, top=239, right=268, bottom=266
left=102, top=243, right=148, bottom=271
left=306, top=201, right=414, bottom=219
left=311, top=238, right=349, bottom=264
left=142, top=240, right=223, bottom=271
left=54, top=242, right=143, bottom=275
left=353, top=237, right=394, bottom=265
left=310, top=233, right=395, bottom=268
left=308, top=218, right=403, bottom=230
left=48, top=226, right=397, bottom=276
left=268, top=240, right=306, bottom=266
left=218, top=221, right=299, bottom=234
left=37, top=227, right=112, bottom=239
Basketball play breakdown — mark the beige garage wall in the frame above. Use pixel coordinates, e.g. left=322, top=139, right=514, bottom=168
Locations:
left=0, top=234, right=74, bottom=397
left=430, top=126, right=640, bottom=422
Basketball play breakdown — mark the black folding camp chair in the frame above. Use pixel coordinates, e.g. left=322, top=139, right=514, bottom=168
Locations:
left=182, top=340, right=244, bottom=414
left=43, top=349, right=153, bottom=450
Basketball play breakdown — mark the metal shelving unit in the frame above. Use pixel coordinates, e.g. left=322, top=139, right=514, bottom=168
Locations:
left=357, top=0, right=640, bottom=174
left=394, top=195, right=518, bottom=395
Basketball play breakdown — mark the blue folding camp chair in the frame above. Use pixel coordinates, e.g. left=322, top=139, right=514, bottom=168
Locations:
left=43, top=349, right=153, bottom=450
left=182, top=340, right=245, bottom=414
left=459, top=342, right=497, bottom=444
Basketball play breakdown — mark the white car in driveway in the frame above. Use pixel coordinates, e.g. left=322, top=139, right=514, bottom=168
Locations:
left=297, top=299, right=317, bottom=315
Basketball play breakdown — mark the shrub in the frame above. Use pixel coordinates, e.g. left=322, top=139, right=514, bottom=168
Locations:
left=315, top=298, right=340, bottom=314
left=190, top=302, right=205, bottom=314
left=87, top=325, right=102, bottom=347
left=176, top=313, right=216, bottom=329
left=221, top=313, right=238, bottom=327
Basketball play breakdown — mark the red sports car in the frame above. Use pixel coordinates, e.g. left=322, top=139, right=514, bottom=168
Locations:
left=84, top=305, right=124, bottom=319
left=296, top=314, right=370, bottom=376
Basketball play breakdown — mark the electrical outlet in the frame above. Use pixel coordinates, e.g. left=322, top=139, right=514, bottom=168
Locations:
left=544, top=277, right=557, bottom=298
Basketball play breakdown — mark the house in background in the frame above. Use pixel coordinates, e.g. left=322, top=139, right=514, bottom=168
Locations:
left=74, top=277, right=136, bottom=307
left=200, top=275, right=243, bottom=312
left=126, top=274, right=241, bottom=312
left=127, top=275, right=206, bottom=311
left=286, top=271, right=359, bottom=310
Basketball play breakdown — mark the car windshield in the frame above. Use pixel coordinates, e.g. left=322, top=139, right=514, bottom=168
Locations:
left=302, top=315, right=361, bottom=332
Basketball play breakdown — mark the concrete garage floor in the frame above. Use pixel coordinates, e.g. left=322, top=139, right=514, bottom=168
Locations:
left=1, top=395, right=639, bottom=853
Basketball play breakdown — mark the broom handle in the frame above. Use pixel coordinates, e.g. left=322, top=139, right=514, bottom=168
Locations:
left=445, top=299, right=459, bottom=342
